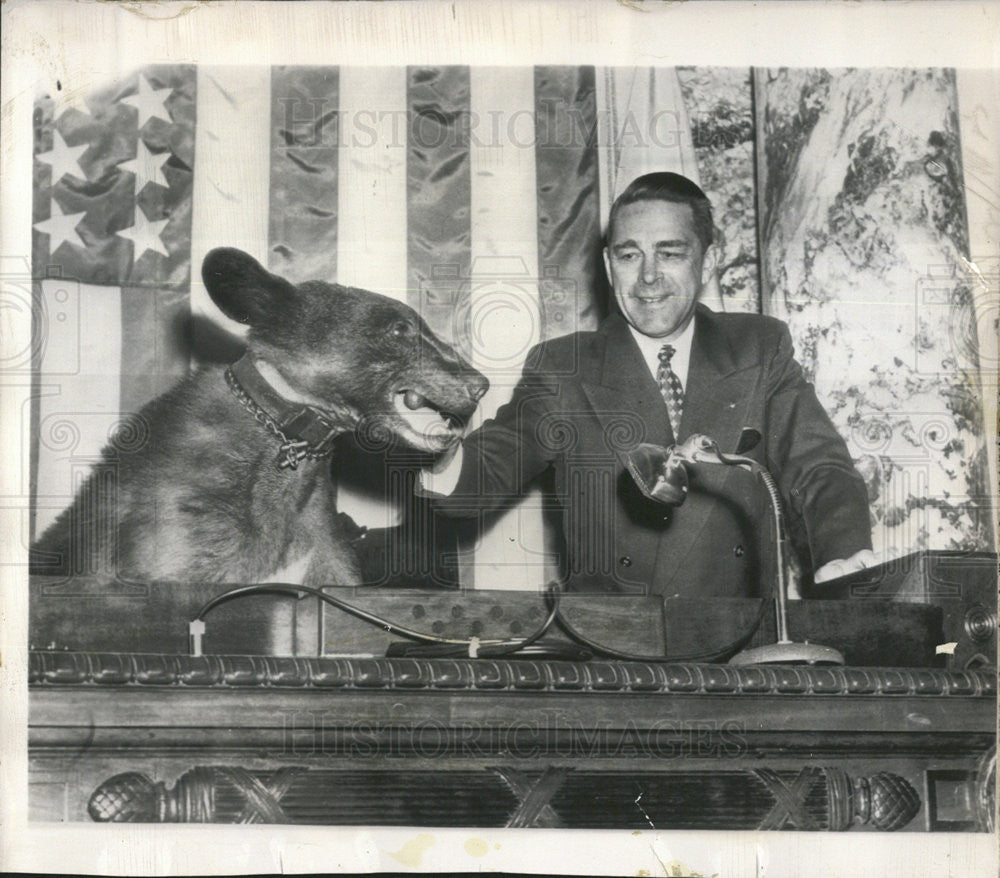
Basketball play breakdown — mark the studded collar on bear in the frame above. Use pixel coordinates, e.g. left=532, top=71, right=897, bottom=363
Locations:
left=225, top=355, right=342, bottom=470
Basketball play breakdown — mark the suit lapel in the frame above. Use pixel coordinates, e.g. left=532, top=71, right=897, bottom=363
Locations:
left=576, top=307, right=762, bottom=596
left=578, top=315, right=668, bottom=594
left=580, top=308, right=755, bottom=459
left=653, top=305, right=760, bottom=593
left=580, top=313, right=674, bottom=457
left=679, top=304, right=749, bottom=449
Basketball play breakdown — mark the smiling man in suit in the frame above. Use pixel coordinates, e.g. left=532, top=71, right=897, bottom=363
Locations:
left=422, top=172, right=876, bottom=597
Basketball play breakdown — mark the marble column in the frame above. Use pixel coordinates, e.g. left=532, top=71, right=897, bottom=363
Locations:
left=677, top=67, right=759, bottom=313
left=757, top=68, right=992, bottom=553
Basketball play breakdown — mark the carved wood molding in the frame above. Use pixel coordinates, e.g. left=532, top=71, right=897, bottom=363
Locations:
left=976, top=748, right=997, bottom=832
left=86, top=763, right=923, bottom=831
left=29, top=650, right=997, bottom=697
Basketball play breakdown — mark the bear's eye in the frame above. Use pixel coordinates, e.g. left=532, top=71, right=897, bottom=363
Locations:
left=390, top=321, right=412, bottom=339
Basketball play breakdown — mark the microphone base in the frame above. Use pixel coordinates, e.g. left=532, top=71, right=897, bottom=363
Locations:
left=728, top=640, right=845, bottom=666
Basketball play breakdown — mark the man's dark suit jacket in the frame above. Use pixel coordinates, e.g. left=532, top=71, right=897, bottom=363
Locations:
left=433, top=303, right=872, bottom=597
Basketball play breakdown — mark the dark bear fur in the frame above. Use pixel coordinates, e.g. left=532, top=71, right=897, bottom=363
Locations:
left=31, top=248, right=487, bottom=586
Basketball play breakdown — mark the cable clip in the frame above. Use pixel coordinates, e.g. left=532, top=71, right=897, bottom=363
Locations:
left=189, top=619, right=206, bottom=656
left=467, top=636, right=480, bottom=659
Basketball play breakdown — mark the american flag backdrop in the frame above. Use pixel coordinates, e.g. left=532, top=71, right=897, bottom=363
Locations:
left=30, top=65, right=759, bottom=589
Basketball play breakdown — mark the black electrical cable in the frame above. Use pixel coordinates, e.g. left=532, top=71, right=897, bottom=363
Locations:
left=552, top=590, right=768, bottom=664
left=389, top=584, right=564, bottom=658
left=473, top=585, right=561, bottom=657
left=386, top=640, right=592, bottom=661
left=193, top=578, right=769, bottom=664
left=555, top=594, right=768, bottom=663
left=193, top=581, right=561, bottom=657
left=547, top=455, right=777, bottom=662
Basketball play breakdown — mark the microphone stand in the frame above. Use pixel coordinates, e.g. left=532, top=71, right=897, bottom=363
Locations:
left=625, top=434, right=845, bottom=666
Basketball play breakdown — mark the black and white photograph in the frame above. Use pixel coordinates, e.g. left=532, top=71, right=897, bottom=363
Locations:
left=2, top=1, right=998, bottom=875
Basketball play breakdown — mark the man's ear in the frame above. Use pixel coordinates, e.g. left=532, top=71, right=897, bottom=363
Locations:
left=602, top=246, right=612, bottom=286
left=202, top=248, right=297, bottom=328
left=700, top=243, right=720, bottom=286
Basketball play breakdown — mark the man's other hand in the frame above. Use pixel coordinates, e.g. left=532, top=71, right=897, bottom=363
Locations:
left=814, top=547, right=906, bottom=584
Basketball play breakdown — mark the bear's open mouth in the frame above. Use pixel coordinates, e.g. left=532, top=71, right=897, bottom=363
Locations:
left=391, top=389, right=468, bottom=450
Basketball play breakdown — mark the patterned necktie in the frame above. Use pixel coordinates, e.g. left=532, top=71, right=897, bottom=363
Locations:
left=657, top=344, right=684, bottom=439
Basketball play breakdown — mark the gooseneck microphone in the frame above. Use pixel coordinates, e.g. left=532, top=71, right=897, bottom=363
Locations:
left=624, top=432, right=845, bottom=666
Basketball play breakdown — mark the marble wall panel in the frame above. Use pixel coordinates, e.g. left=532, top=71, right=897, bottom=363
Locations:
left=758, top=68, right=992, bottom=553
left=678, top=67, right=759, bottom=313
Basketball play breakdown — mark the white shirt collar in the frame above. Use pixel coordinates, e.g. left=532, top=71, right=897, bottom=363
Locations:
left=626, top=314, right=697, bottom=391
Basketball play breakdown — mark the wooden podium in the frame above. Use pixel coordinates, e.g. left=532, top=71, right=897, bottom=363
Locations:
left=28, top=551, right=997, bottom=830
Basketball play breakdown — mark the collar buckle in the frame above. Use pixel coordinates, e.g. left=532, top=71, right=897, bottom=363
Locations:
left=278, top=439, right=311, bottom=470
left=279, top=407, right=338, bottom=448
left=225, top=356, right=343, bottom=472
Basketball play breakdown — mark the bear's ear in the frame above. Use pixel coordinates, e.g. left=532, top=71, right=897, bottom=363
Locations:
left=202, top=248, right=296, bottom=327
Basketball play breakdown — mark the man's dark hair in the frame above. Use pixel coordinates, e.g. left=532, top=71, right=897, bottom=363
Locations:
left=606, top=172, right=714, bottom=252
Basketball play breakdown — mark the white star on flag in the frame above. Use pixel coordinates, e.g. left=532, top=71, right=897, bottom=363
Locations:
left=117, top=139, right=171, bottom=192
left=120, top=74, right=173, bottom=128
left=116, top=205, right=171, bottom=259
left=37, top=129, right=89, bottom=183
left=34, top=200, right=87, bottom=252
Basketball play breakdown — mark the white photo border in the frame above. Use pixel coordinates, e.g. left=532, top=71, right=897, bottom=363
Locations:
left=1, top=1, right=997, bottom=875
